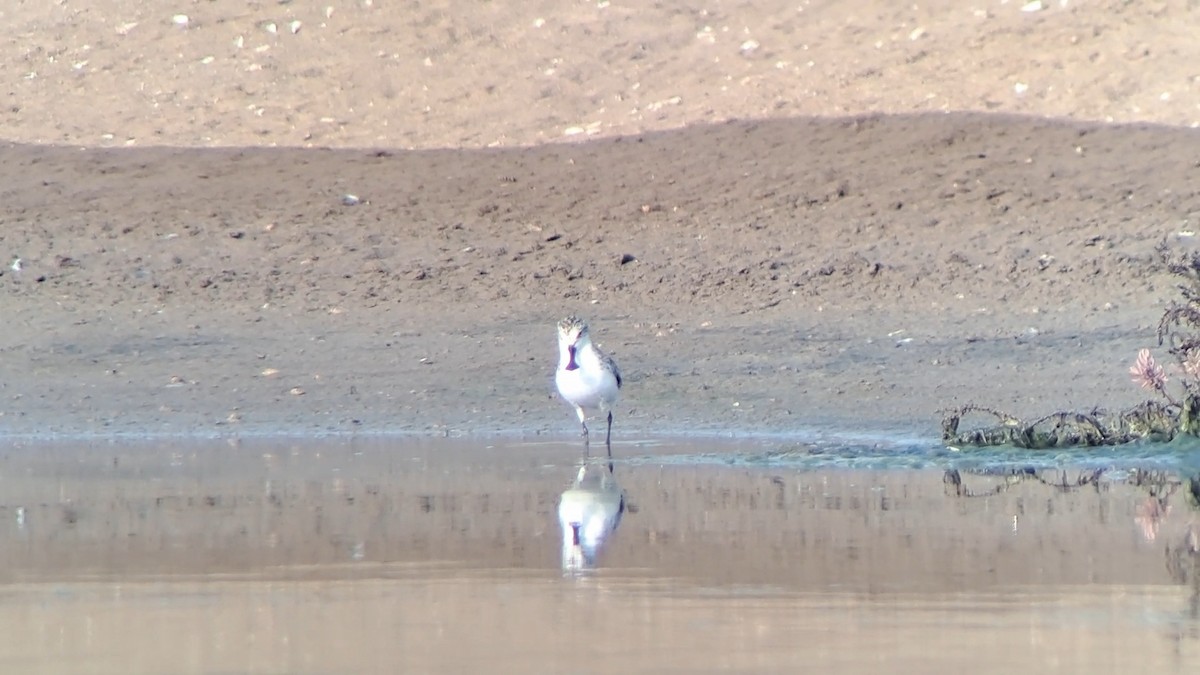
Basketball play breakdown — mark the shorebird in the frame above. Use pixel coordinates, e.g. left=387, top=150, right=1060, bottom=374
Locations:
left=555, top=315, right=622, bottom=452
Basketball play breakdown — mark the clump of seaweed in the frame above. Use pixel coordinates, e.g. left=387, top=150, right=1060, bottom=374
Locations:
left=941, top=402, right=1179, bottom=448
left=943, top=243, right=1200, bottom=448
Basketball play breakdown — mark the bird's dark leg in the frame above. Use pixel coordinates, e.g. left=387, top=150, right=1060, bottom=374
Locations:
left=605, top=411, right=613, bottom=459
left=581, top=420, right=590, bottom=459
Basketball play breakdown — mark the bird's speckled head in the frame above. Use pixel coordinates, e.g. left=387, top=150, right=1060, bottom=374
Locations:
left=557, top=315, right=588, bottom=345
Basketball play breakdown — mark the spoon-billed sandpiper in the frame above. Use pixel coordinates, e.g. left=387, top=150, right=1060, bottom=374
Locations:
left=555, top=316, right=622, bottom=452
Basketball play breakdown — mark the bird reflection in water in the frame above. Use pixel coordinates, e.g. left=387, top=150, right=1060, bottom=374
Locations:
left=558, top=458, right=625, bottom=572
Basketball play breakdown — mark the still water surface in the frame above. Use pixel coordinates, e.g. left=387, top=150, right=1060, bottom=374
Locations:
left=1, top=435, right=1198, bottom=673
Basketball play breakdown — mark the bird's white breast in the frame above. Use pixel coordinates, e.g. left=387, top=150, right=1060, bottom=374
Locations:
left=556, top=346, right=619, bottom=411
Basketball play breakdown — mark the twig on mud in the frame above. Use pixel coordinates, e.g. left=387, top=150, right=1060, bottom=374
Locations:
left=941, top=403, right=1174, bottom=448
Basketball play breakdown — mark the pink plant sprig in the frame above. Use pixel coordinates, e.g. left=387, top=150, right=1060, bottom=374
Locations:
left=1130, top=348, right=1179, bottom=405
left=1183, top=349, right=1200, bottom=380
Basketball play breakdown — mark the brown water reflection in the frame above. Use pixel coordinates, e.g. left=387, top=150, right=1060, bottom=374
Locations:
left=0, top=437, right=1198, bottom=673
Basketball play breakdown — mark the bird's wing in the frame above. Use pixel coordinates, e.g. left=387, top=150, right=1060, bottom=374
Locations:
left=602, top=351, right=622, bottom=388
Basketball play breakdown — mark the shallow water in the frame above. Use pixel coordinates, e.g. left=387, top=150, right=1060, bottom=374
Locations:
left=1, top=435, right=1199, bottom=673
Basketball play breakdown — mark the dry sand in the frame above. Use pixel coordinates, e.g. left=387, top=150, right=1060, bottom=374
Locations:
left=2, top=0, right=1200, bottom=441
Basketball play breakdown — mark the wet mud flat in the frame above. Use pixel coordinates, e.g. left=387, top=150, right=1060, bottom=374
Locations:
left=1, top=435, right=1198, bottom=674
